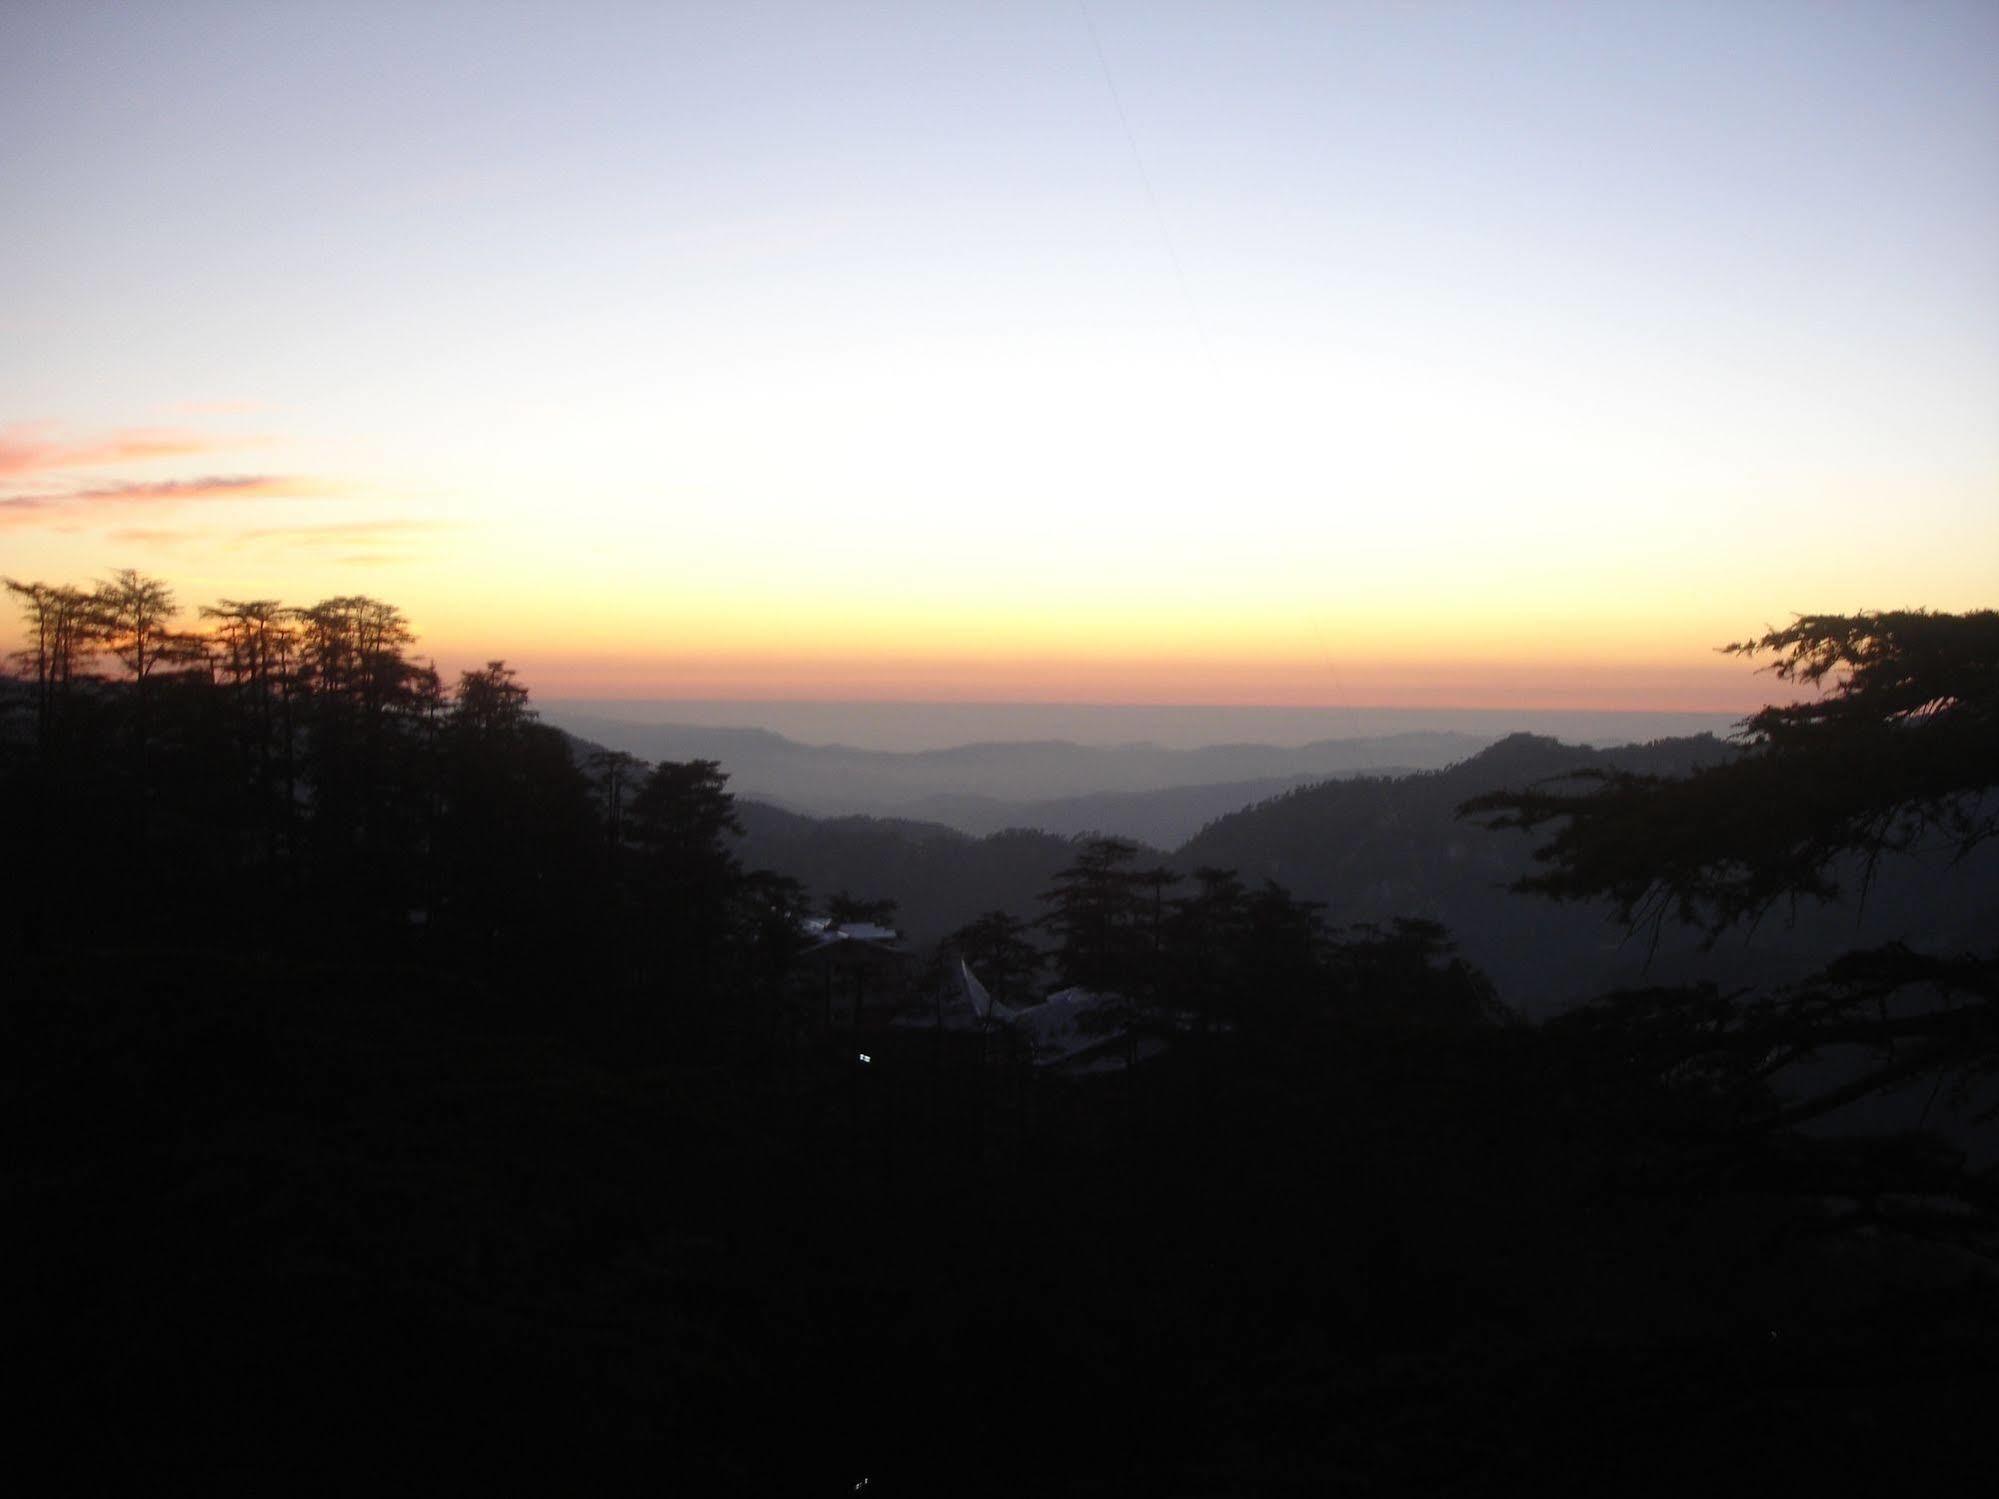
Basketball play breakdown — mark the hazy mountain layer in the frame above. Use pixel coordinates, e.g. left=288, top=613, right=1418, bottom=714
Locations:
left=723, top=733, right=1998, bottom=1019
left=546, top=699, right=1744, bottom=753
left=895, top=770, right=1411, bottom=846
left=548, top=710, right=1490, bottom=818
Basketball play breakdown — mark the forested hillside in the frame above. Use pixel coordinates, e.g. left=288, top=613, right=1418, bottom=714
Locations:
left=8, top=577, right=1997, bottom=1489
left=732, top=799, right=1086, bottom=944
left=1187, top=730, right=1999, bottom=1009
left=725, top=730, right=1999, bottom=1015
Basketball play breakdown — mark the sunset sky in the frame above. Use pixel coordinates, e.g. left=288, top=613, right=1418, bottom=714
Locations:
left=3, top=0, right=1994, bottom=711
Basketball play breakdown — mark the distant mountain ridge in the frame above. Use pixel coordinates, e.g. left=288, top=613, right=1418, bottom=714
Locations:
left=544, top=698, right=1744, bottom=753
left=548, top=709, right=1490, bottom=827
left=896, top=770, right=1410, bottom=847
left=718, top=731, right=1997, bottom=1019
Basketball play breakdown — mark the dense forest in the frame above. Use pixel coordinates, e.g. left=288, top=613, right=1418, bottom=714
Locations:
left=731, top=729, right=1999, bottom=1018
left=7, top=575, right=1997, bottom=1491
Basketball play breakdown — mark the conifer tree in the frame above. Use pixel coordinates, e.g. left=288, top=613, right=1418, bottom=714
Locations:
left=1462, top=609, right=1999, bottom=1144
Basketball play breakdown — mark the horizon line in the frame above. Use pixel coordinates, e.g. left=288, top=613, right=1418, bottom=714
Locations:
left=539, top=696, right=1753, bottom=716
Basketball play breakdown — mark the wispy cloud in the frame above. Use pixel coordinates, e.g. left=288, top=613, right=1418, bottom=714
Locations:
left=28, top=518, right=448, bottom=556
left=230, top=519, right=448, bottom=547
left=0, top=423, right=222, bottom=477
left=0, top=421, right=307, bottom=526
left=105, top=526, right=207, bottom=547
left=56, top=475, right=318, bottom=504
left=0, top=473, right=338, bottom=527
left=245, top=521, right=452, bottom=566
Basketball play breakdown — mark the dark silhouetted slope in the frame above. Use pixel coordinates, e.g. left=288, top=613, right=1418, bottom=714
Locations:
left=733, top=799, right=1104, bottom=943
left=1185, top=732, right=1998, bottom=1011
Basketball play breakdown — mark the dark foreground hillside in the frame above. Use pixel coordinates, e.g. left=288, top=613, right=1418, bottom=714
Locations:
left=15, top=946, right=1999, bottom=1493
left=7, top=595, right=1998, bottom=1491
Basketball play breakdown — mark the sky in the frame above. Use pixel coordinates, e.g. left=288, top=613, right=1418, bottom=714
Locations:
left=3, top=0, right=1995, bottom=713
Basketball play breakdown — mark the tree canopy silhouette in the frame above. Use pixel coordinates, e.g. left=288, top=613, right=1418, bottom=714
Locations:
left=1461, top=609, right=1999, bottom=1152
left=1461, top=609, right=1999, bottom=935
left=11, top=579, right=1998, bottom=1487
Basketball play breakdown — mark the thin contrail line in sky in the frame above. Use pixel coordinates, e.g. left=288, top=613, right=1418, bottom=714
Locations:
left=1077, top=0, right=1222, bottom=386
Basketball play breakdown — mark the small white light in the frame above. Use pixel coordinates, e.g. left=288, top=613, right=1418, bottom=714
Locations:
left=858, top=1053, right=872, bottom=1064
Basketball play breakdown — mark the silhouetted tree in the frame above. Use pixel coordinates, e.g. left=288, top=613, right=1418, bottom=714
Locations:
left=627, top=758, right=744, bottom=1009
left=1038, top=835, right=1149, bottom=994
left=297, top=595, right=420, bottom=710
left=431, top=661, right=594, bottom=964
left=94, top=569, right=207, bottom=851
left=1161, top=867, right=1246, bottom=1029
left=945, top=909, right=1042, bottom=1004
left=1231, top=879, right=1329, bottom=1042
left=727, top=868, right=815, bottom=1040
left=199, top=598, right=302, bottom=863
left=1461, top=609, right=1999, bottom=1222
left=5, top=577, right=100, bottom=751
left=96, top=569, right=203, bottom=690
left=1327, top=917, right=1508, bottom=1034
left=290, top=595, right=436, bottom=933
left=586, top=747, right=643, bottom=865
left=451, top=659, right=533, bottom=737
left=629, top=758, right=741, bottom=878
left=1462, top=609, right=1999, bottom=936
left=1129, top=861, right=1178, bottom=1010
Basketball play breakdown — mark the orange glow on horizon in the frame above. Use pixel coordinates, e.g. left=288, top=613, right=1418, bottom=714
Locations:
left=478, top=647, right=1777, bottom=715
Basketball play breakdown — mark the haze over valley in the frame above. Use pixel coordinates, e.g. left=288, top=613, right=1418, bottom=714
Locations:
left=546, top=699, right=1745, bottom=754
left=543, top=701, right=1739, bottom=835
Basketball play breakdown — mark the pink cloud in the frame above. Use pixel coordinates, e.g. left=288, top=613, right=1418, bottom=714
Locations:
left=0, top=474, right=337, bottom=528
left=57, top=475, right=316, bottom=503
left=0, top=423, right=221, bottom=477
